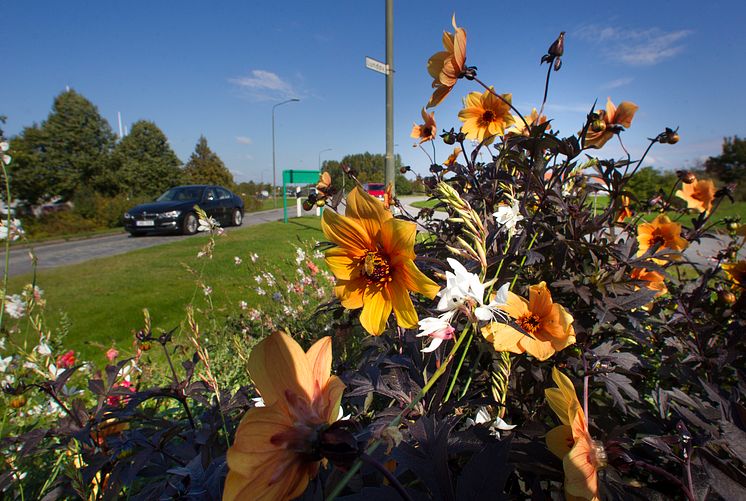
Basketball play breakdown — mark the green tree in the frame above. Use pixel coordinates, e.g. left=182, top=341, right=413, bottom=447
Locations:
left=321, top=152, right=404, bottom=193
left=10, top=89, right=115, bottom=203
left=108, top=120, right=183, bottom=197
left=624, top=166, right=677, bottom=203
left=183, top=136, right=235, bottom=188
left=705, top=136, right=746, bottom=201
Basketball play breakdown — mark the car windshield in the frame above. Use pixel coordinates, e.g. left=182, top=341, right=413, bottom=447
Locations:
left=367, top=183, right=385, bottom=191
left=156, top=187, right=204, bottom=202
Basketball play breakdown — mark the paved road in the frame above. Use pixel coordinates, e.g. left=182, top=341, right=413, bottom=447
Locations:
left=4, top=208, right=286, bottom=278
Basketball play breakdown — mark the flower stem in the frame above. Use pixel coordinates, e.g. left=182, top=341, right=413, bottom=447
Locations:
left=537, top=62, right=553, bottom=120
left=326, top=324, right=474, bottom=500
left=444, top=327, right=474, bottom=402
left=360, top=453, right=413, bottom=501
left=0, top=159, right=12, bottom=332
left=510, top=232, right=539, bottom=290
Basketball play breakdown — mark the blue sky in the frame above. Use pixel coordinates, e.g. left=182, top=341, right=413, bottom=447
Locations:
left=2, top=1, right=744, bottom=183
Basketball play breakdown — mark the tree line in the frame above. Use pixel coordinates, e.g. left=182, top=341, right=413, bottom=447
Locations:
left=8, top=89, right=235, bottom=208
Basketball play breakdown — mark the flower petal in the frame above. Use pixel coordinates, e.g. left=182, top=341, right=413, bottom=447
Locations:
left=325, top=247, right=362, bottom=281
left=248, top=332, right=313, bottom=405
left=334, top=277, right=366, bottom=309
left=380, top=217, right=416, bottom=260
left=346, top=187, right=391, bottom=240
left=546, top=424, right=574, bottom=459
left=305, top=337, right=332, bottom=397
left=389, top=278, right=419, bottom=329
left=395, top=259, right=440, bottom=299
left=359, top=285, right=392, bottom=336
left=481, top=323, right=526, bottom=355
left=322, top=208, right=372, bottom=251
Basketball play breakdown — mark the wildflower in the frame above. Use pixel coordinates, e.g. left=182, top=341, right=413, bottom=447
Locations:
left=198, top=216, right=220, bottom=232
left=316, top=172, right=332, bottom=196
left=722, top=261, right=746, bottom=289
left=306, top=260, right=319, bottom=275
left=234, top=256, right=243, bottom=266
left=250, top=253, right=259, bottom=263
left=106, top=380, right=135, bottom=407
left=272, top=292, right=283, bottom=302
left=256, top=287, right=266, bottom=296
left=417, top=314, right=456, bottom=352
left=545, top=367, right=603, bottom=500
left=0, top=219, right=24, bottom=241
left=630, top=268, right=667, bottom=298
left=56, top=350, right=76, bottom=369
left=295, top=248, right=306, bottom=265
left=224, top=332, right=345, bottom=501
left=203, top=286, right=213, bottom=296
left=4, top=295, right=25, bottom=319
left=481, top=282, right=576, bottom=361
left=383, top=182, right=394, bottom=210
left=509, top=108, right=548, bottom=137
left=469, top=406, right=516, bottom=438
left=493, top=199, right=524, bottom=237
left=321, top=187, right=439, bottom=335
left=248, top=308, right=262, bottom=321
left=443, top=147, right=462, bottom=167
left=636, top=214, right=689, bottom=264
left=675, top=177, right=716, bottom=213
left=582, top=97, right=638, bottom=149
left=106, top=347, right=119, bottom=362
left=458, top=88, right=515, bottom=144
left=427, top=14, right=467, bottom=108
left=36, top=339, right=52, bottom=357
left=0, top=355, right=12, bottom=372
left=411, top=108, right=437, bottom=144
left=239, top=300, right=248, bottom=310
left=437, top=258, right=508, bottom=321
left=616, top=195, right=633, bottom=222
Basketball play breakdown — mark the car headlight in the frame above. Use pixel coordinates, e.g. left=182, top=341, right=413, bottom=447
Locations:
left=123, top=212, right=133, bottom=219
left=158, top=210, right=181, bottom=219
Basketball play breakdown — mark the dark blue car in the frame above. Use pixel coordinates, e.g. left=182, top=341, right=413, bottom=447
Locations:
left=123, top=185, right=244, bottom=236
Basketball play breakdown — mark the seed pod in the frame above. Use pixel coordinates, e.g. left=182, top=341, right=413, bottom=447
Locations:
left=10, top=395, right=27, bottom=408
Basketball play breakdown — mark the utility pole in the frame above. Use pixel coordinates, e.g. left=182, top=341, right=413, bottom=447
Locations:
left=385, top=0, right=395, bottom=196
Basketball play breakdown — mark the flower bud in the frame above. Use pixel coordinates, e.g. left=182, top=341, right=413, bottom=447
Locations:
left=548, top=32, right=565, bottom=58
left=719, top=290, right=737, bottom=305
left=302, top=200, right=314, bottom=211
left=10, top=395, right=27, bottom=408
left=316, top=199, right=326, bottom=208
left=399, top=166, right=411, bottom=174
left=659, top=127, right=680, bottom=144
left=591, top=118, right=606, bottom=133
left=676, top=170, right=696, bottom=184
left=441, top=128, right=457, bottom=145
left=141, top=342, right=152, bottom=351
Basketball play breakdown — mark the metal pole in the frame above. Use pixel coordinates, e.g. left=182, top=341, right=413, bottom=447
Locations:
left=385, top=0, right=395, bottom=195
left=272, top=98, right=300, bottom=209
left=318, top=148, right=332, bottom=170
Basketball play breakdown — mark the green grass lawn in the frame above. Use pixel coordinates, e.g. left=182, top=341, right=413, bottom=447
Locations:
left=410, top=199, right=441, bottom=210
left=7, top=217, right=324, bottom=363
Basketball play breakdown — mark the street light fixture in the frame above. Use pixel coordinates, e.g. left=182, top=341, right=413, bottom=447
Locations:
left=318, top=148, right=332, bottom=170
left=272, top=98, right=300, bottom=208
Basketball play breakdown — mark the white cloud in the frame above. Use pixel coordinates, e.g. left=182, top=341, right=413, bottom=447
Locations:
left=236, top=136, right=253, bottom=145
left=602, top=77, right=633, bottom=89
left=577, top=26, right=692, bottom=66
left=229, top=70, right=299, bottom=101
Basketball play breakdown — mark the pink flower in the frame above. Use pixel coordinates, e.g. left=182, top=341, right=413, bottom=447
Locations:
left=106, top=380, right=135, bottom=407
left=56, top=350, right=76, bottom=369
left=417, top=314, right=456, bottom=353
left=306, top=260, right=320, bottom=275
left=106, top=347, right=119, bottom=362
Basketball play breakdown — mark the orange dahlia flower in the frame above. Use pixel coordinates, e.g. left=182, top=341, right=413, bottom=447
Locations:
left=545, top=367, right=602, bottom=501
left=444, top=147, right=462, bottom=167
left=224, top=332, right=345, bottom=501
left=583, top=97, right=639, bottom=149
left=636, top=214, right=689, bottom=263
left=616, top=195, right=633, bottom=222
left=427, top=14, right=467, bottom=108
left=458, top=89, right=515, bottom=144
left=322, top=187, right=440, bottom=335
left=509, top=108, right=548, bottom=137
left=481, top=282, right=576, bottom=361
left=723, top=260, right=746, bottom=288
left=675, top=178, right=716, bottom=213
left=411, top=108, right=437, bottom=144
left=630, top=267, right=667, bottom=298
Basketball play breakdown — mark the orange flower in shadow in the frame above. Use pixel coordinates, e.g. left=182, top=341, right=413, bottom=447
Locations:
left=481, top=282, right=575, bottom=361
left=636, top=214, right=689, bottom=264
left=675, top=178, right=715, bottom=213
left=545, top=367, right=602, bottom=501
left=444, top=147, right=462, bottom=167
left=458, top=89, right=515, bottom=144
left=411, top=108, right=437, bottom=144
left=509, top=108, right=548, bottom=137
left=723, top=260, right=746, bottom=289
left=583, top=97, right=638, bottom=149
left=224, top=332, right=345, bottom=501
left=616, top=195, right=633, bottom=222
left=383, top=182, right=394, bottom=209
left=630, top=268, right=667, bottom=301
left=322, top=187, right=440, bottom=335
left=427, top=14, right=467, bottom=108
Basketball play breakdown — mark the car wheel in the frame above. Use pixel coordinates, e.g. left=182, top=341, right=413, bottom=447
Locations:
left=182, top=212, right=198, bottom=235
left=231, top=208, right=243, bottom=227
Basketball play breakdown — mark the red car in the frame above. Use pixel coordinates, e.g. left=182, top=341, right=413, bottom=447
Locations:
left=364, top=182, right=385, bottom=200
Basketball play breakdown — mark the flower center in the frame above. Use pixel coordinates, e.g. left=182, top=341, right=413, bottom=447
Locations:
left=422, top=126, right=433, bottom=137
left=363, top=251, right=392, bottom=283
left=480, top=110, right=496, bottom=125
left=517, top=313, right=541, bottom=336
left=648, top=231, right=666, bottom=248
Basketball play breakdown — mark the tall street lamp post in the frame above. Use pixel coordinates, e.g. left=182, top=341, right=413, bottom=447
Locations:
left=272, top=98, right=300, bottom=208
left=318, top=148, right=332, bottom=170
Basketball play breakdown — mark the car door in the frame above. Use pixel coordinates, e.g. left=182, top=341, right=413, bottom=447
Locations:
left=201, top=187, right=221, bottom=222
left=216, top=187, right=234, bottom=225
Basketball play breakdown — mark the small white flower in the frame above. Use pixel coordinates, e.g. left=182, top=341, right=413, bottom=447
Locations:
left=203, top=286, right=212, bottom=296
left=295, top=248, right=306, bottom=265
left=234, top=256, right=242, bottom=265
left=198, top=216, right=220, bottom=232
left=0, top=355, right=12, bottom=372
left=252, top=396, right=265, bottom=407
left=255, top=287, right=266, bottom=296
left=0, top=141, right=9, bottom=152
left=417, top=313, right=456, bottom=353
left=469, top=406, right=517, bottom=438
left=4, top=294, right=26, bottom=319
left=238, top=300, right=248, bottom=310
left=23, top=361, right=38, bottom=370
left=436, top=259, right=508, bottom=322
left=250, top=253, right=259, bottom=263
left=254, top=275, right=263, bottom=285
left=493, top=199, right=524, bottom=237
left=2, top=154, right=11, bottom=166
left=2, top=374, right=15, bottom=386
left=36, top=340, right=52, bottom=357
left=0, top=337, right=5, bottom=350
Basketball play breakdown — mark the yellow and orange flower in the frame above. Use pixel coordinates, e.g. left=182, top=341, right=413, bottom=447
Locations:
left=458, top=89, right=515, bottom=144
left=583, top=97, right=639, bottom=149
left=545, top=367, right=602, bottom=501
left=616, top=195, right=633, bottom=222
left=630, top=267, right=667, bottom=298
left=675, top=178, right=716, bottom=213
left=427, top=14, right=467, bottom=108
left=322, top=187, right=440, bottom=335
left=636, top=214, right=689, bottom=263
left=509, top=108, right=548, bottom=137
left=224, top=332, right=345, bottom=501
left=411, top=108, right=437, bottom=144
left=383, top=182, right=394, bottom=210
left=444, top=146, right=462, bottom=167
left=481, top=282, right=576, bottom=361
left=722, top=260, right=746, bottom=289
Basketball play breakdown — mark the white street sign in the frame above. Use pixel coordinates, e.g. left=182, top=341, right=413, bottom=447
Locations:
left=365, top=56, right=389, bottom=75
